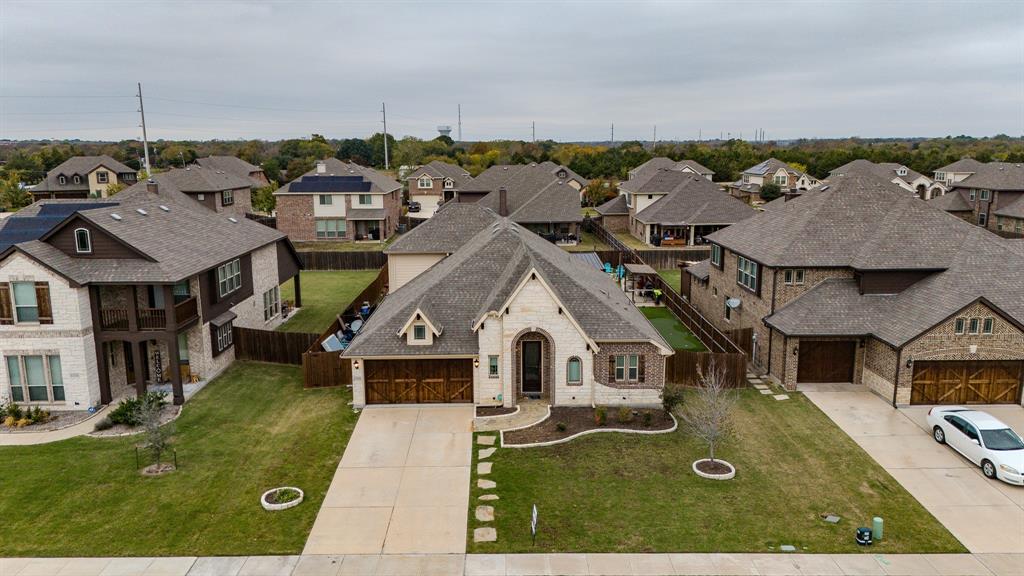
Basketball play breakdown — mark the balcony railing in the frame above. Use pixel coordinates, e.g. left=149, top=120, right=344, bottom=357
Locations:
left=98, top=296, right=199, bottom=332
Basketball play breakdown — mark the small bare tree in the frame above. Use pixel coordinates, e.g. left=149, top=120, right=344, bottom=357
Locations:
left=675, top=362, right=735, bottom=463
left=140, top=394, right=174, bottom=470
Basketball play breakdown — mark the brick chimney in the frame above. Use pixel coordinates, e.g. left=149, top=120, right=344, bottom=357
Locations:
left=146, top=179, right=158, bottom=194
left=498, top=187, right=508, bottom=217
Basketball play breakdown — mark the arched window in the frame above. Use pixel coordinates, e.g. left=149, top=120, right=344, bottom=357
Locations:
left=443, top=178, right=454, bottom=189
left=74, top=228, right=92, bottom=254
left=567, top=357, right=582, bottom=384
left=417, top=176, right=432, bottom=189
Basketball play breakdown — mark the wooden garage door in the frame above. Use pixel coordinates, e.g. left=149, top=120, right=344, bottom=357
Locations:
left=797, top=340, right=856, bottom=383
left=365, top=359, right=473, bottom=404
left=911, top=360, right=1023, bottom=405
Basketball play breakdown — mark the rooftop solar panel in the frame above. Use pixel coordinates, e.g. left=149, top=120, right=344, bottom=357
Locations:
left=37, top=202, right=116, bottom=216
left=0, top=202, right=116, bottom=252
left=289, top=175, right=372, bottom=193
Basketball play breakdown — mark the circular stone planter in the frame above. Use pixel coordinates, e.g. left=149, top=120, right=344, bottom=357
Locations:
left=692, top=458, right=736, bottom=480
left=261, top=487, right=304, bottom=511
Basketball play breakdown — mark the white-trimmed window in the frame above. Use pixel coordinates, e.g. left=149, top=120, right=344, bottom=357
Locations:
left=358, top=194, right=372, bottom=205
left=954, top=318, right=966, bottom=335
left=413, top=324, right=426, bottom=341
left=736, top=256, right=758, bottom=292
left=979, top=213, right=988, bottom=227
left=74, top=228, right=92, bottom=254
left=58, top=175, right=66, bottom=185
left=443, top=178, right=454, bottom=189
left=980, top=189, right=991, bottom=201
left=222, top=189, right=234, bottom=206
left=96, top=171, right=109, bottom=183
left=982, top=317, right=994, bottom=335
left=773, top=173, right=787, bottom=186
left=968, top=318, right=980, bottom=334
left=73, top=175, right=81, bottom=184
left=12, top=282, right=39, bottom=322
left=215, top=321, right=234, bottom=353
left=6, top=355, right=64, bottom=403
left=488, top=355, right=499, bottom=378
left=897, top=167, right=908, bottom=176
left=969, top=190, right=977, bottom=201
left=216, top=259, right=242, bottom=298
left=417, top=176, right=432, bottom=189
left=628, top=355, right=639, bottom=380
left=783, top=268, right=804, bottom=285
left=567, top=357, right=582, bottom=384
left=614, top=355, right=626, bottom=381
left=316, top=219, right=346, bottom=239
left=742, top=174, right=750, bottom=183
left=710, top=244, right=722, bottom=268
left=319, top=194, right=333, bottom=205
left=263, top=286, right=280, bottom=321
left=613, top=354, right=639, bottom=382
left=935, top=172, right=946, bottom=183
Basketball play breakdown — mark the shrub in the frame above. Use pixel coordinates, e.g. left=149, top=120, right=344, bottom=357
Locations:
left=30, top=406, right=50, bottom=423
left=642, top=411, right=653, bottom=427
left=2, top=402, right=23, bottom=420
left=661, top=382, right=685, bottom=413
left=594, top=406, right=607, bottom=426
left=108, top=392, right=168, bottom=427
left=94, top=417, right=114, bottom=431
left=3, top=415, right=14, bottom=427
left=15, top=417, right=31, bottom=428
left=617, top=406, right=633, bottom=423
left=555, top=422, right=567, bottom=432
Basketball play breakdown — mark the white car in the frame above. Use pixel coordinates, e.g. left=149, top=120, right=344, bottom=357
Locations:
left=927, top=406, right=1024, bottom=485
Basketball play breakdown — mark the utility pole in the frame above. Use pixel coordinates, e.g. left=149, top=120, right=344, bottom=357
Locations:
left=179, top=151, right=185, bottom=169
left=532, top=121, right=535, bottom=143
left=136, top=82, right=152, bottom=178
left=457, top=104, right=462, bottom=142
left=381, top=102, right=389, bottom=170
left=610, top=123, right=614, bottom=146
left=652, top=125, right=656, bottom=149
left=698, top=129, right=702, bottom=142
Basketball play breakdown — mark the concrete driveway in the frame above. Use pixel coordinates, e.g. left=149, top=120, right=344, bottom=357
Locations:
left=303, top=405, right=473, bottom=556
left=802, top=384, right=1024, bottom=553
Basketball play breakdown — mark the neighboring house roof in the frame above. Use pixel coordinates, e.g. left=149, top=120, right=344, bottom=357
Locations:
left=195, top=156, right=266, bottom=187
left=537, top=161, right=589, bottom=186
left=1, top=189, right=289, bottom=285
left=829, top=159, right=928, bottom=186
left=408, top=160, right=474, bottom=189
left=994, top=194, right=1024, bottom=219
left=32, top=155, right=134, bottom=193
left=0, top=200, right=117, bottom=253
left=344, top=219, right=670, bottom=357
left=469, top=164, right=583, bottom=224
left=742, top=158, right=803, bottom=177
left=386, top=203, right=499, bottom=254
left=684, top=259, right=710, bottom=281
left=273, top=158, right=401, bottom=195
left=936, top=158, right=984, bottom=173
left=622, top=158, right=714, bottom=193
left=633, top=171, right=757, bottom=225
left=144, top=165, right=252, bottom=193
left=706, top=172, right=980, bottom=270
left=950, top=162, right=1024, bottom=191
left=595, top=194, right=628, bottom=215
left=928, top=189, right=974, bottom=212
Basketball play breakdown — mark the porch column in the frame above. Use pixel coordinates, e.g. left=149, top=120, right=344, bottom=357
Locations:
left=689, top=226, right=696, bottom=245
left=128, top=286, right=139, bottom=332
left=293, top=274, right=302, bottom=308
left=89, top=286, right=113, bottom=404
left=166, top=335, right=184, bottom=406
left=131, top=339, right=146, bottom=398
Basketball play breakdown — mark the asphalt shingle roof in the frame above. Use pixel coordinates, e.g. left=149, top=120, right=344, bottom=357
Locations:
left=950, top=162, right=1024, bottom=191
left=595, top=194, right=628, bottom=215
left=407, top=160, right=474, bottom=189
left=624, top=158, right=715, bottom=193
left=470, top=165, right=583, bottom=224
left=386, top=203, right=499, bottom=254
left=273, top=158, right=401, bottom=195
left=195, top=156, right=266, bottom=187
left=633, top=171, right=756, bottom=225
left=32, top=155, right=134, bottom=192
left=345, top=219, right=670, bottom=357
left=145, top=165, right=252, bottom=193
left=936, top=158, right=984, bottom=173
left=928, top=190, right=974, bottom=212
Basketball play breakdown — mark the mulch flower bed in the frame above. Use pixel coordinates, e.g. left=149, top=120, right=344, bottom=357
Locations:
left=695, top=459, right=733, bottom=475
left=476, top=406, right=518, bottom=417
left=504, top=406, right=674, bottom=444
left=0, top=409, right=93, bottom=433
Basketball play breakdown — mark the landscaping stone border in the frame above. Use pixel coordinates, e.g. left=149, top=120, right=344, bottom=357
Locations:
left=474, top=405, right=521, bottom=420
left=261, top=487, right=304, bottom=511
left=88, top=405, right=183, bottom=438
left=692, top=458, right=736, bottom=480
left=501, top=410, right=677, bottom=448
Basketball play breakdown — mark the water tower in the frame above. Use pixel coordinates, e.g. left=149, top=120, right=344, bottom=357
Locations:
left=437, top=125, right=452, bottom=137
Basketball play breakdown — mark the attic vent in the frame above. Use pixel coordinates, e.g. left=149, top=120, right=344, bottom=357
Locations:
left=110, top=213, right=122, bottom=221
left=159, top=205, right=170, bottom=212
left=820, top=186, right=829, bottom=191
left=136, top=208, right=148, bottom=216
left=228, top=217, right=238, bottom=223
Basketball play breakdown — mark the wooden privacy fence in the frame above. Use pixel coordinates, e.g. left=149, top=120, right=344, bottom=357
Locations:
left=298, top=251, right=387, bottom=270
left=665, top=349, right=748, bottom=388
left=244, top=212, right=277, bottom=229
left=232, top=327, right=319, bottom=365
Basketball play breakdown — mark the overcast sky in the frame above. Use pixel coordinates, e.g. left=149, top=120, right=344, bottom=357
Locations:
left=1, top=1, right=1022, bottom=142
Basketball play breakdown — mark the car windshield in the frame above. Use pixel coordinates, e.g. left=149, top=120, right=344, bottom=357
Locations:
left=980, top=428, right=1024, bottom=451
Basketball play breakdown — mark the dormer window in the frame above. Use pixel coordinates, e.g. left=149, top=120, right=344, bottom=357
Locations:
left=58, top=176, right=66, bottom=185
left=417, top=176, right=432, bottom=189
left=443, top=178, right=454, bottom=189
left=897, top=167, right=908, bottom=176
left=73, top=175, right=81, bottom=184
left=74, top=228, right=92, bottom=254
left=222, top=189, right=234, bottom=206
left=557, top=169, right=567, bottom=178
left=980, top=189, right=991, bottom=201
left=742, top=174, right=750, bottom=183
left=413, top=324, right=426, bottom=341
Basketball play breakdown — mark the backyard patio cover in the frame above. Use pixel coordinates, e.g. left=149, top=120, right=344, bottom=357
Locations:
left=624, top=263, right=657, bottom=275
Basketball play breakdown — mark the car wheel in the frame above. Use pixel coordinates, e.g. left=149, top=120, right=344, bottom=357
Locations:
left=982, top=460, right=997, bottom=480
left=933, top=426, right=945, bottom=444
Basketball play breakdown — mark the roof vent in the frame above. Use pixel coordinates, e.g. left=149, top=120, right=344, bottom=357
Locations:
left=110, top=213, right=122, bottom=221
left=159, top=205, right=170, bottom=212
left=136, top=208, right=148, bottom=216
left=185, top=167, right=191, bottom=171
left=228, top=217, right=238, bottom=223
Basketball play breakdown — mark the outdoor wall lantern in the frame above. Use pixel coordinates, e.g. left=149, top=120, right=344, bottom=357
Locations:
left=474, top=358, right=480, bottom=368
left=353, top=359, right=360, bottom=370
left=905, top=358, right=913, bottom=368
left=792, top=347, right=798, bottom=356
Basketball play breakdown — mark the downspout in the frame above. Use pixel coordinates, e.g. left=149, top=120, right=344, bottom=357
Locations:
left=892, top=346, right=902, bottom=408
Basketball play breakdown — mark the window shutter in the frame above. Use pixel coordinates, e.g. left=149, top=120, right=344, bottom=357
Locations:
left=0, top=284, right=12, bottom=325
left=608, top=355, right=616, bottom=382
left=35, top=282, right=53, bottom=324
left=638, top=355, right=646, bottom=383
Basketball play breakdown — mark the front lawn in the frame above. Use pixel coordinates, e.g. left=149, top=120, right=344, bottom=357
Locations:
left=278, top=270, right=378, bottom=334
left=468, top=390, right=963, bottom=554
left=0, top=362, right=356, bottom=557
left=641, top=306, right=706, bottom=351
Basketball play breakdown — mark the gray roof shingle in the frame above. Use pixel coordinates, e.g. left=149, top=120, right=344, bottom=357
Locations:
left=386, top=203, right=499, bottom=254
left=273, top=158, right=401, bottom=195
left=32, top=155, right=135, bottom=192
left=407, top=160, right=474, bottom=189
left=624, top=158, right=715, bottom=193
left=950, top=162, right=1024, bottom=191
left=634, top=171, right=757, bottom=225
left=470, top=165, right=583, bottom=224
left=595, top=194, right=628, bottom=215
left=195, top=156, right=266, bottom=187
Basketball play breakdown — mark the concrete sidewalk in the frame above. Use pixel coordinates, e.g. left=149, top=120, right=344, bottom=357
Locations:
left=2, top=553, right=1022, bottom=576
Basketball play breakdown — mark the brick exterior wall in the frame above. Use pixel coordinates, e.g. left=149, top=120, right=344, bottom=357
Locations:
left=275, top=194, right=317, bottom=242
left=863, top=337, right=898, bottom=402
left=383, top=189, right=401, bottom=239
left=600, top=214, right=629, bottom=232
left=592, top=342, right=665, bottom=389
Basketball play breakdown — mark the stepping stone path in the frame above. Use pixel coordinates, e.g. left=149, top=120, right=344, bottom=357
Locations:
left=759, top=389, right=773, bottom=395
left=479, top=494, right=499, bottom=501
left=479, top=447, right=496, bottom=459
left=475, top=505, right=495, bottom=522
left=773, top=394, right=790, bottom=401
left=477, top=435, right=497, bottom=446
left=474, top=527, right=497, bottom=543
left=753, top=384, right=768, bottom=390
left=478, top=462, right=492, bottom=475
left=749, top=379, right=764, bottom=385
left=478, top=478, right=496, bottom=489
left=780, top=544, right=797, bottom=552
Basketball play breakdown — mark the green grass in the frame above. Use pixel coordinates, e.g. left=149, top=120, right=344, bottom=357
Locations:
left=581, top=207, right=599, bottom=217
left=278, top=270, right=378, bottom=334
left=612, top=231, right=650, bottom=250
left=641, top=307, right=706, bottom=351
left=0, top=362, right=357, bottom=557
left=292, top=234, right=400, bottom=252
left=562, top=231, right=613, bottom=252
left=657, top=269, right=682, bottom=293
left=468, top=390, right=964, bottom=554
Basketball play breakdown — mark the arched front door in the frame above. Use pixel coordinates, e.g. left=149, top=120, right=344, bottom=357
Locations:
left=513, top=329, right=554, bottom=400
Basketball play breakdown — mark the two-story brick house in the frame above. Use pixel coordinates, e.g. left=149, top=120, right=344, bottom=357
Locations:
left=195, top=155, right=271, bottom=189
left=273, top=159, right=402, bottom=243
left=117, top=166, right=255, bottom=218
left=686, top=172, right=1024, bottom=406
left=929, top=162, right=1024, bottom=236
left=29, top=156, right=138, bottom=201
left=725, top=158, right=819, bottom=204
left=456, top=164, right=583, bottom=239
left=0, top=187, right=300, bottom=410
left=405, top=160, right=474, bottom=218
left=929, top=157, right=984, bottom=198
left=343, top=208, right=672, bottom=408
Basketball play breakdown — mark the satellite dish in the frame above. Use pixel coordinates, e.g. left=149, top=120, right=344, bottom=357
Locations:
left=726, top=298, right=742, bottom=309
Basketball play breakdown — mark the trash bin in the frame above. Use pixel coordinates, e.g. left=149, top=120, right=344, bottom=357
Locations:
left=872, top=517, right=883, bottom=540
